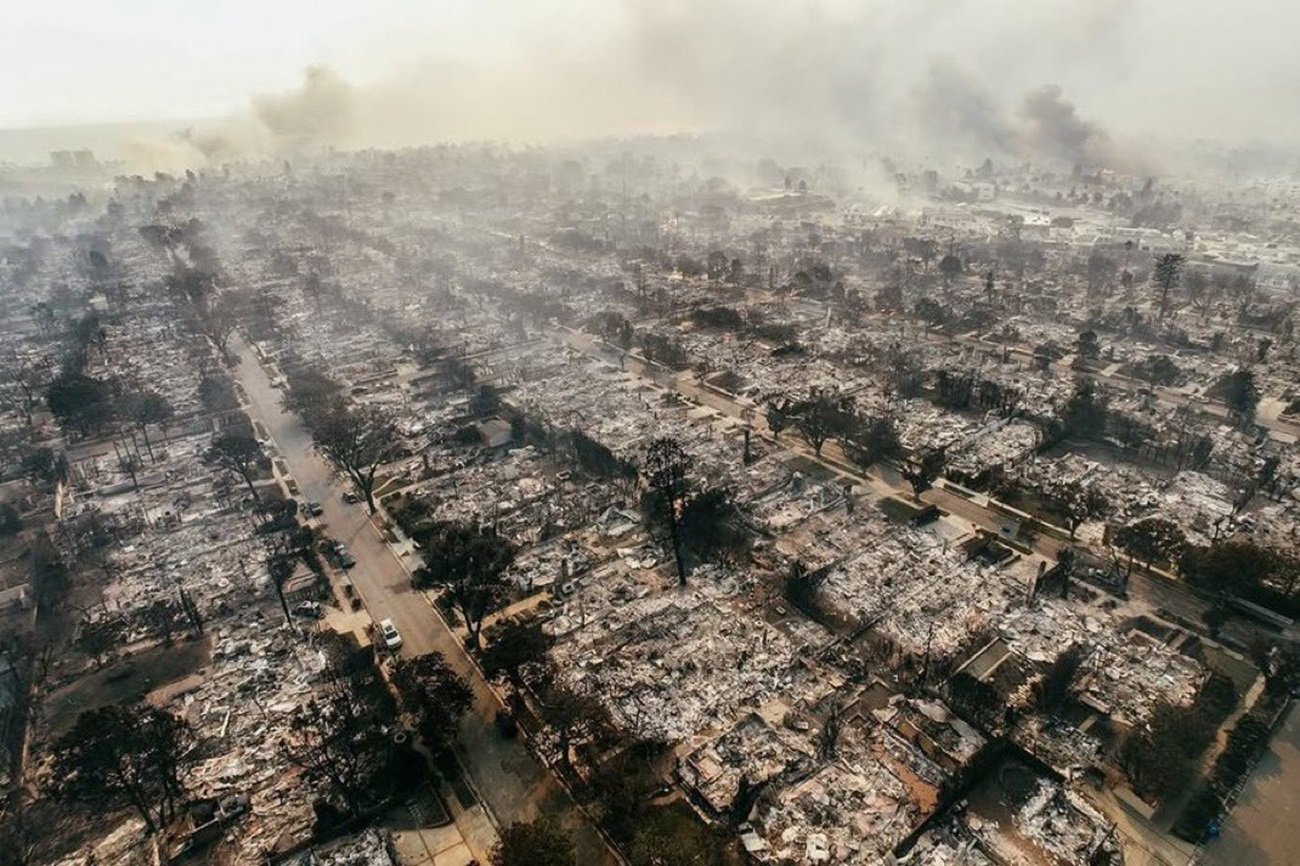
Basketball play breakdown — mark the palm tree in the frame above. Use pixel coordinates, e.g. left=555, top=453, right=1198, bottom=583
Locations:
left=1153, top=253, right=1185, bottom=318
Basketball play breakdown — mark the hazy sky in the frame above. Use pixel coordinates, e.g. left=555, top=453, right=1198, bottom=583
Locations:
left=0, top=0, right=617, bottom=127
left=3, top=1, right=1299, bottom=154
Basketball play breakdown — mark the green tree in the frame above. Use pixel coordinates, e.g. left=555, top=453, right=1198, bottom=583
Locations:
left=1119, top=702, right=1197, bottom=800
left=308, top=403, right=401, bottom=514
left=1042, top=479, right=1109, bottom=538
left=0, top=503, right=20, bottom=537
left=51, top=704, right=192, bottom=834
left=1120, top=674, right=1238, bottom=803
left=643, top=437, right=691, bottom=586
left=203, top=431, right=265, bottom=502
left=197, top=374, right=238, bottom=412
left=764, top=397, right=792, bottom=439
left=587, top=740, right=670, bottom=845
left=483, top=618, right=552, bottom=690
left=391, top=654, right=473, bottom=754
left=282, top=366, right=342, bottom=415
left=30, top=537, right=69, bottom=614
left=538, top=679, right=608, bottom=776
left=789, top=392, right=853, bottom=456
left=124, top=390, right=173, bottom=462
left=492, top=816, right=577, bottom=866
left=1153, top=253, right=1185, bottom=317
left=281, top=633, right=396, bottom=816
left=46, top=370, right=115, bottom=435
left=414, top=522, right=516, bottom=650
left=630, top=808, right=725, bottom=866
left=1115, top=517, right=1186, bottom=576
left=21, top=447, right=66, bottom=488
left=265, top=550, right=298, bottom=622
left=842, top=414, right=902, bottom=469
left=938, top=253, right=963, bottom=283
left=1247, top=639, right=1300, bottom=697
left=1182, top=540, right=1275, bottom=597
left=1060, top=378, right=1108, bottom=441
left=676, top=487, right=750, bottom=564
left=1220, top=368, right=1259, bottom=427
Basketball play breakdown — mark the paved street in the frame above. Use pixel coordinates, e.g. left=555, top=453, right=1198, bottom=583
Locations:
left=235, top=339, right=440, bottom=658
left=1201, top=702, right=1300, bottom=866
left=231, top=336, right=617, bottom=865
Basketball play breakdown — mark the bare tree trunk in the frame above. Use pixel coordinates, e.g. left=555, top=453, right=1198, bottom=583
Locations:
left=113, top=770, right=158, bottom=835
left=364, top=467, right=378, bottom=514
left=465, top=609, right=483, bottom=651
left=118, top=433, right=140, bottom=491
left=667, top=505, right=686, bottom=587
left=240, top=468, right=260, bottom=502
left=140, top=424, right=155, bottom=462
left=275, top=581, right=292, bottom=624
left=557, top=729, right=573, bottom=776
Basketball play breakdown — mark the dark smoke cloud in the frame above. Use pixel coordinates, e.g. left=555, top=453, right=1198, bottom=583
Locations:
left=908, top=65, right=1123, bottom=169
left=1019, top=84, right=1108, bottom=165
left=911, top=62, right=1016, bottom=160
left=139, top=1, right=1285, bottom=176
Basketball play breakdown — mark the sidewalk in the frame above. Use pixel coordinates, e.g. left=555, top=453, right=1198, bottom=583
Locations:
left=1087, top=785, right=1196, bottom=866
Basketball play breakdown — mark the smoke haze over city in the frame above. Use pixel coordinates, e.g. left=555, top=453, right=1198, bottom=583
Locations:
left=3, top=1, right=1300, bottom=171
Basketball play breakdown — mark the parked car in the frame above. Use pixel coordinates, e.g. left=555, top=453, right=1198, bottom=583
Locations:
left=305, top=501, right=324, bottom=517
left=292, top=601, right=323, bottom=619
left=337, top=546, right=357, bottom=569
left=378, top=618, right=403, bottom=651
left=338, top=577, right=363, bottom=611
left=342, top=491, right=360, bottom=504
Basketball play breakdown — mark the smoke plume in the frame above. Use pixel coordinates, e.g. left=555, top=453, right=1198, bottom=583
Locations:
left=251, top=66, right=355, bottom=151
left=110, top=0, right=1297, bottom=175
left=1019, top=85, right=1109, bottom=166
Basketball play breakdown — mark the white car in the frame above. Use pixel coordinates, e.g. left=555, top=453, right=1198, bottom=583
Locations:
left=378, top=618, right=403, bottom=651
